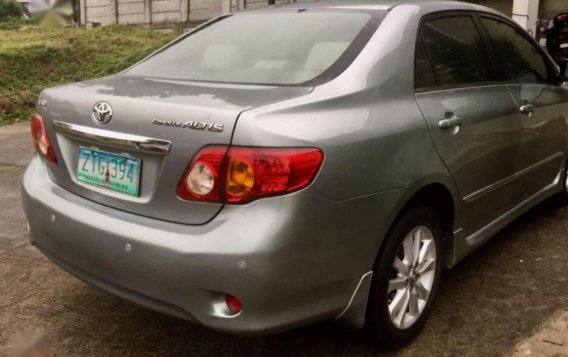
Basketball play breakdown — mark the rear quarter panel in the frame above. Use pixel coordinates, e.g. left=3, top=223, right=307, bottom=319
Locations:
left=232, top=4, right=458, bottom=203
left=231, top=5, right=462, bottom=269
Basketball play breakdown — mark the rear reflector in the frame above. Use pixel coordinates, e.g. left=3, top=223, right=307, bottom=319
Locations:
left=31, top=113, right=57, bottom=163
left=177, top=146, right=323, bottom=204
left=225, top=294, right=242, bottom=314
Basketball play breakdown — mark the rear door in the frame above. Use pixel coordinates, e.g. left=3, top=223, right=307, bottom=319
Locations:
left=415, top=13, right=522, bottom=235
left=479, top=15, right=568, bottom=200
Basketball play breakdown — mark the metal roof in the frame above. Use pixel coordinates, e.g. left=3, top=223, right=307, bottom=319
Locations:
left=253, top=0, right=485, bottom=12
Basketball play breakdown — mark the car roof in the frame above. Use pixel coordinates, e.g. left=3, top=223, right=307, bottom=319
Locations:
left=248, top=0, right=499, bottom=14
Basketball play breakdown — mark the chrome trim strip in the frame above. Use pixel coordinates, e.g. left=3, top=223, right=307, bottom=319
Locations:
left=53, top=121, right=171, bottom=155
left=466, top=173, right=560, bottom=249
left=463, top=152, right=563, bottom=205
left=516, top=152, right=563, bottom=178
left=463, top=174, right=515, bottom=205
left=449, top=172, right=561, bottom=268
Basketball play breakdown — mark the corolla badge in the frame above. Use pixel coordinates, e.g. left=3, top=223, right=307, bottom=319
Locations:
left=152, top=119, right=224, bottom=132
left=92, top=102, right=113, bottom=125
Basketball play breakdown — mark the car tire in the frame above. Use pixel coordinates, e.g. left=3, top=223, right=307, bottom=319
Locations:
left=366, top=205, right=444, bottom=349
left=560, top=162, right=568, bottom=199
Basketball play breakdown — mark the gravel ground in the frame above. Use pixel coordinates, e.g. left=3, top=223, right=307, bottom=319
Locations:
left=1, top=121, right=567, bottom=357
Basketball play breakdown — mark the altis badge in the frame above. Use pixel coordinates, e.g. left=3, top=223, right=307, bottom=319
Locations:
left=152, top=119, right=224, bottom=132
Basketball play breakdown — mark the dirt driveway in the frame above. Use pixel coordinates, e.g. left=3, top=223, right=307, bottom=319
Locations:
left=1, top=122, right=567, bottom=357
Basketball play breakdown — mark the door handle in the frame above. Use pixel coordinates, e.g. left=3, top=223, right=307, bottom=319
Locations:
left=438, top=117, right=463, bottom=129
left=520, top=103, right=535, bottom=117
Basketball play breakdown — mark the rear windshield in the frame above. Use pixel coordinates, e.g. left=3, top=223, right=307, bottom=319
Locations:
left=126, top=10, right=383, bottom=86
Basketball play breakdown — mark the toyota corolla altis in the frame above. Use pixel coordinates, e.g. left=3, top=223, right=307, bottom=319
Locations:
left=22, top=0, right=568, bottom=347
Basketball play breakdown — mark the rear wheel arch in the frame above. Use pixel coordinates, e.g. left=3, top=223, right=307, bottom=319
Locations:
left=407, top=184, right=455, bottom=237
left=339, top=182, right=459, bottom=330
left=376, top=182, right=458, bottom=272
left=365, top=203, right=445, bottom=347
left=363, top=184, right=456, bottom=346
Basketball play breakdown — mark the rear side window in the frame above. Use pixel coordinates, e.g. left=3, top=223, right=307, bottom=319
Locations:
left=421, top=16, right=494, bottom=87
left=415, top=38, right=437, bottom=89
left=481, top=18, right=549, bottom=83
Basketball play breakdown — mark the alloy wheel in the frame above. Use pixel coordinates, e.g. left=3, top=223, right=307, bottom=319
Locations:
left=387, top=225, right=437, bottom=329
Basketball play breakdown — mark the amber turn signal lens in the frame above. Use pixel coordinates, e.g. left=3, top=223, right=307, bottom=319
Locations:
left=226, top=158, right=255, bottom=197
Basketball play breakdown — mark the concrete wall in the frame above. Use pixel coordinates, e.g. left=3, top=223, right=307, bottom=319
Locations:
left=512, top=0, right=540, bottom=35
left=86, top=0, right=184, bottom=24
left=484, top=0, right=568, bottom=19
left=83, top=0, right=567, bottom=28
left=84, top=0, right=277, bottom=25
left=151, top=0, right=182, bottom=22
left=485, top=0, right=514, bottom=16
left=541, top=0, right=568, bottom=17
left=481, top=0, right=567, bottom=35
left=85, top=0, right=116, bottom=25
left=190, top=0, right=223, bottom=22
left=117, top=0, right=145, bottom=24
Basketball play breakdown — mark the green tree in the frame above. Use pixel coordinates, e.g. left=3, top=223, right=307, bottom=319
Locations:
left=0, top=0, right=22, bottom=20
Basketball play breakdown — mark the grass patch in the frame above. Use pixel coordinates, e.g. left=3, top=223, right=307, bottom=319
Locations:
left=0, top=17, right=31, bottom=30
left=0, top=25, right=176, bottom=125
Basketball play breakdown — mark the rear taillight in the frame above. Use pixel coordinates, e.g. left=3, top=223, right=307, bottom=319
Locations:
left=177, top=146, right=227, bottom=202
left=177, top=146, right=323, bottom=204
left=225, top=147, right=323, bottom=203
left=31, top=113, right=57, bottom=163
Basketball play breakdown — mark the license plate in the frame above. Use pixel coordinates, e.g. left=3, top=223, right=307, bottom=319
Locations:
left=77, top=147, right=141, bottom=196
left=561, top=43, right=568, bottom=48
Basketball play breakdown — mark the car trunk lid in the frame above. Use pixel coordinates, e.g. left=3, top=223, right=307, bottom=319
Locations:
left=39, top=75, right=311, bottom=225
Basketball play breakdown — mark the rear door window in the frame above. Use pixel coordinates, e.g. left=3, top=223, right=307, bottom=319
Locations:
left=480, top=17, right=550, bottom=83
left=415, top=38, right=438, bottom=90
left=420, top=15, right=495, bottom=87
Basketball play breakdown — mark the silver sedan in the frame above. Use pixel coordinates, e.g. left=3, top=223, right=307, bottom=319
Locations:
left=21, top=0, right=568, bottom=348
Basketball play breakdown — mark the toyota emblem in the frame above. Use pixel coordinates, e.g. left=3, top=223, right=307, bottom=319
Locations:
left=92, top=102, right=113, bottom=125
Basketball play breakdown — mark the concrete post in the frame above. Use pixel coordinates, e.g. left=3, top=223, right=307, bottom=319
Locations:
left=79, top=0, right=86, bottom=25
left=222, top=0, right=231, bottom=14
left=512, top=0, right=540, bottom=36
left=112, top=0, right=118, bottom=24
left=181, top=0, right=189, bottom=21
left=144, top=0, right=152, bottom=24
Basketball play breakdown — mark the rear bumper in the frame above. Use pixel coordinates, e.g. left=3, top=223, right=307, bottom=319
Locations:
left=21, top=156, right=404, bottom=334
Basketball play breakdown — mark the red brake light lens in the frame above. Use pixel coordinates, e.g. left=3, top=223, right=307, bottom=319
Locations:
left=31, top=113, right=57, bottom=163
left=178, top=146, right=323, bottom=204
left=225, top=147, right=324, bottom=203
